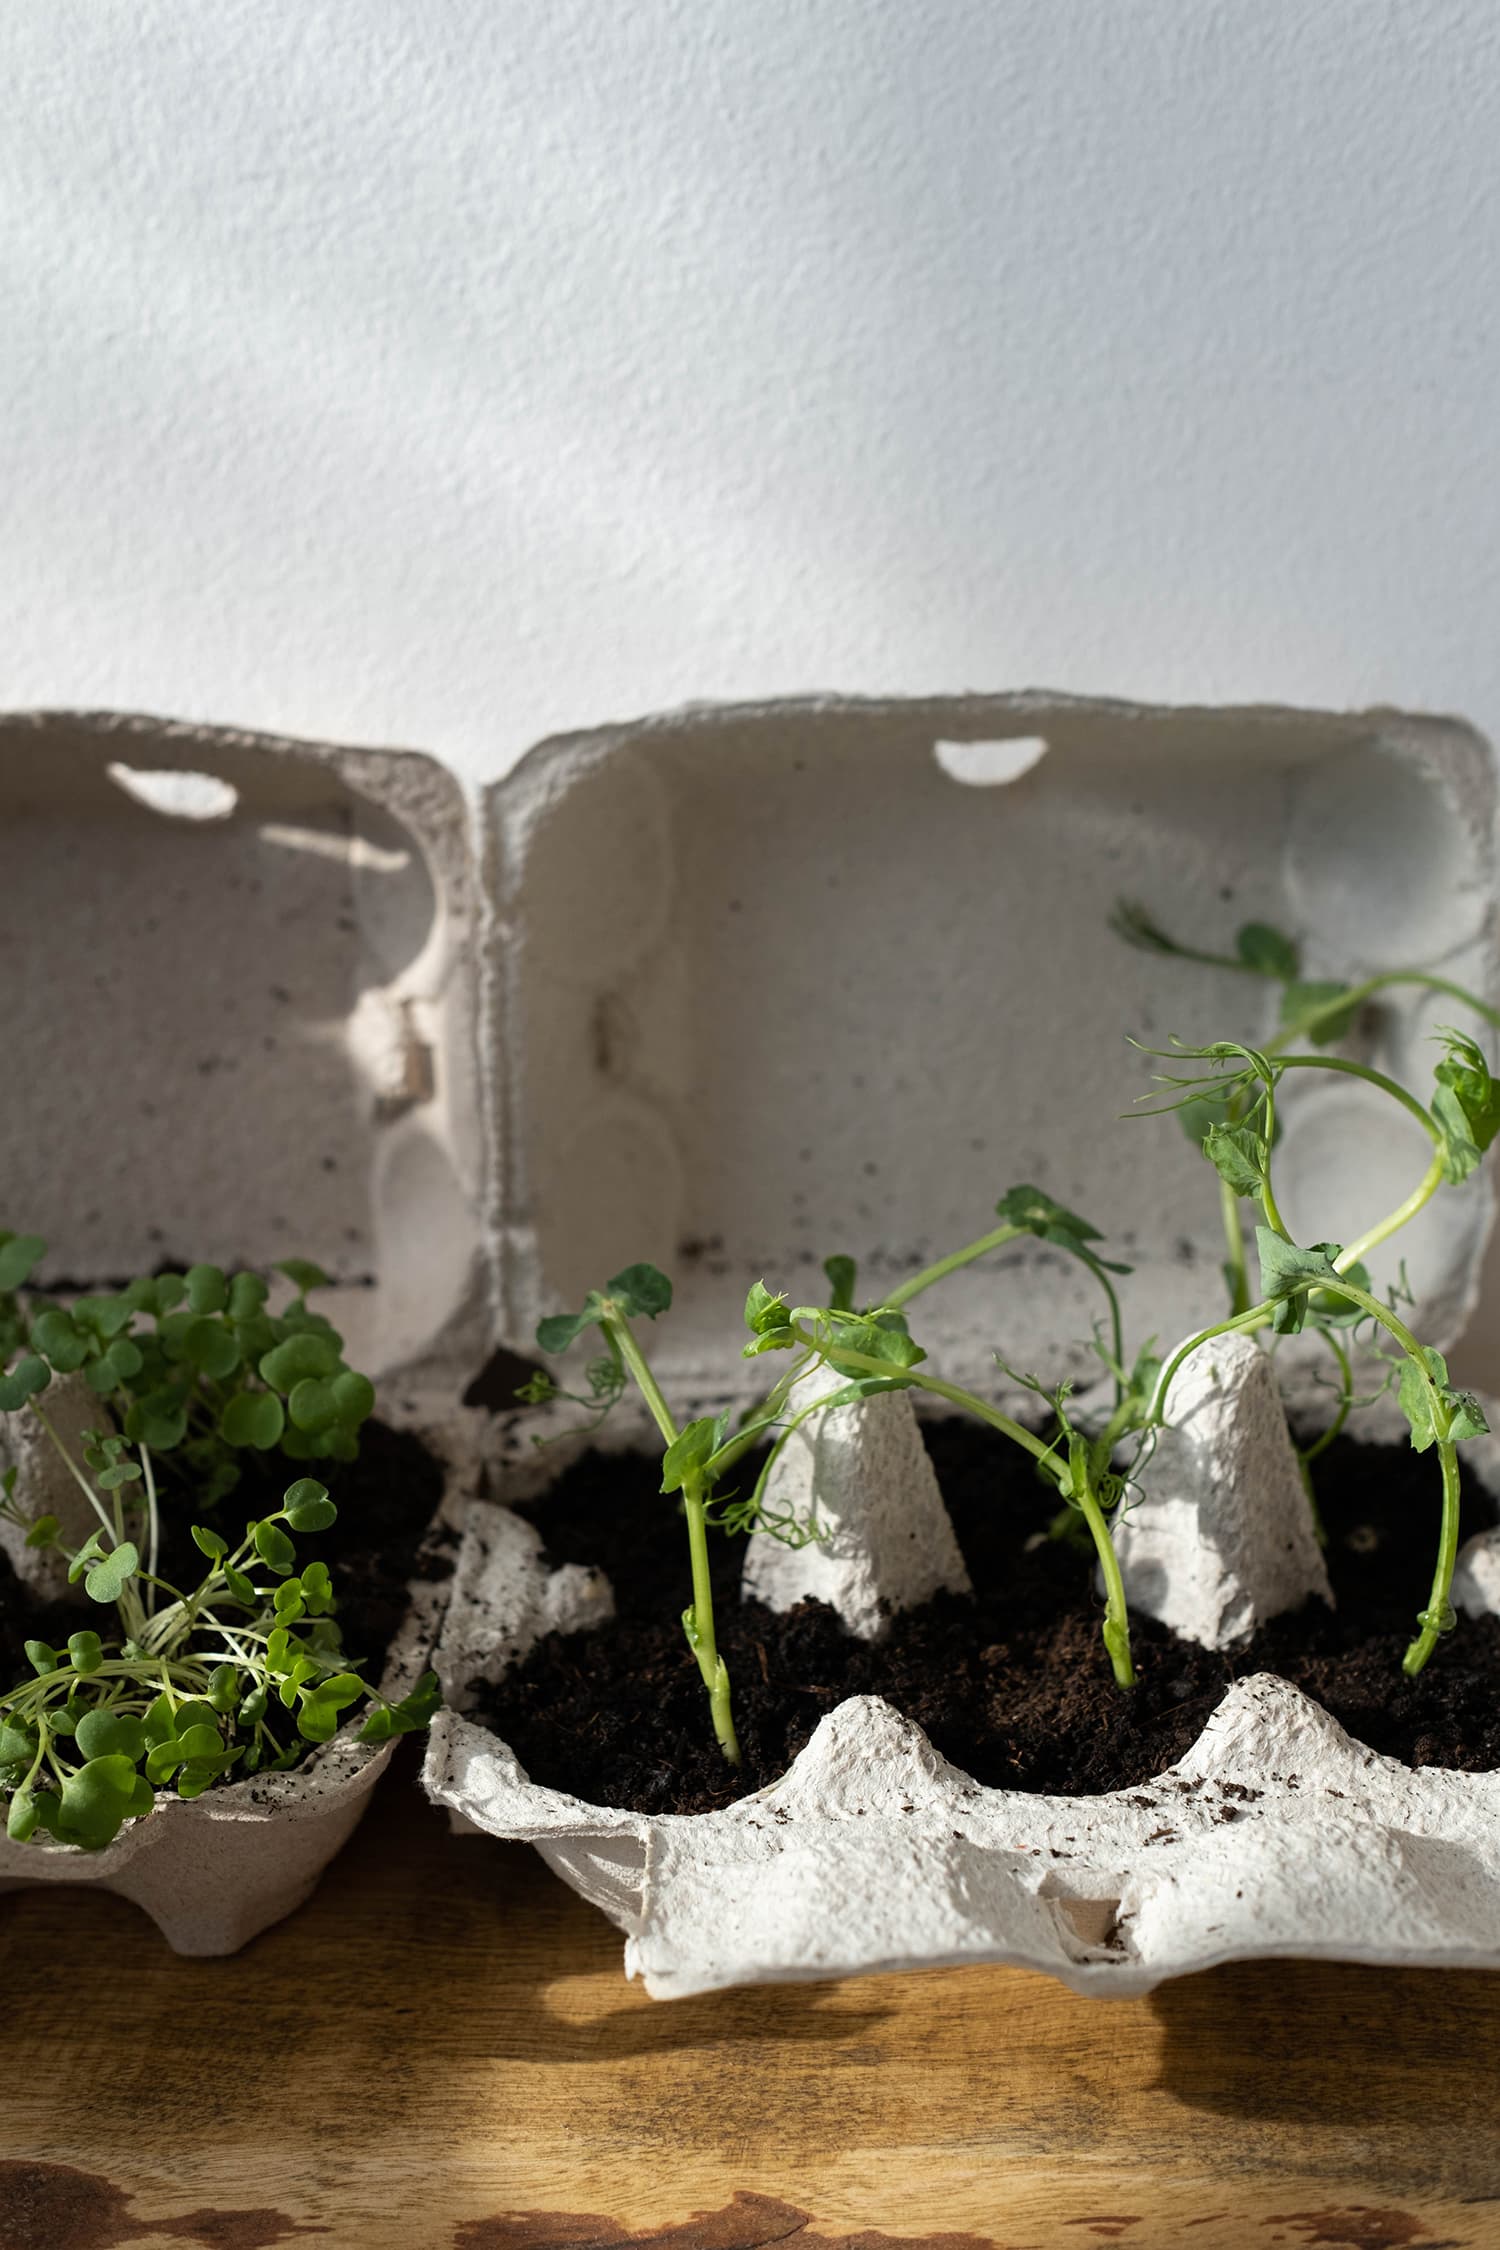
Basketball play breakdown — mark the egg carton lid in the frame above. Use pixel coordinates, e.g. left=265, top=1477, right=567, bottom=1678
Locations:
left=3, top=694, right=1494, bottom=1404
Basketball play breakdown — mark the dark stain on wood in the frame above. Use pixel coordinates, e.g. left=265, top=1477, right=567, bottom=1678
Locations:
left=0, top=2159, right=328, bottom=2250
left=1263, top=2208, right=1463, bottom=2249
left=455, top=2189, right=1010, bottom=2250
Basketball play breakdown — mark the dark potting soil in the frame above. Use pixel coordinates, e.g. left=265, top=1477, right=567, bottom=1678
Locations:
left=0, top=1419, right=447, bottom=1719
left=477, top=1419, right=1500, bottom=1813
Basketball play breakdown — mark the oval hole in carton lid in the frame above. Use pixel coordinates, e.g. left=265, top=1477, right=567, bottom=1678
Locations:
left=106, top=763, right=239, bottom=821
left=932, top=736, right=1049, bottom=787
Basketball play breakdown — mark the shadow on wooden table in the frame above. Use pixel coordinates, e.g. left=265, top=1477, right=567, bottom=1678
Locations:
left=1, top=1747, right=1499, bottom=2247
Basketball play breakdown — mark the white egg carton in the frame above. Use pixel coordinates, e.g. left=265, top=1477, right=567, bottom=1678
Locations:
left=6, top=696, right=1497, bottom=1978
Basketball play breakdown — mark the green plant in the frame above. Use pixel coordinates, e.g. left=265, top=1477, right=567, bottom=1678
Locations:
left=1135, top=1026, right=1494, bottom=1675
left=1111, top=903, right=1500, bottom=1316
left=1113, top=899, right=1500, bottom=1673
left=527, top=909, right=1500, bottom=1771
left=0, top=1239, right=377, bottom=1543
left=525, top=1263, right=852, bottom=1766
left=0, top=1470, right=438, bottom=1849
left=740, top=1196, right=1152, bottom=1690
left=0, top=1239, right=437, bottom=1848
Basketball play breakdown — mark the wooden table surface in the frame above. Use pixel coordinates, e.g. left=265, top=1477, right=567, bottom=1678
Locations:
left=1, top=1743, right=1498, bottom=2250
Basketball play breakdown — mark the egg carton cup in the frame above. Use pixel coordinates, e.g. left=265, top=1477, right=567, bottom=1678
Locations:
left=0, top=1470, right=461, bottom=1956
left=424, top=1353, right=1500, bottom=1997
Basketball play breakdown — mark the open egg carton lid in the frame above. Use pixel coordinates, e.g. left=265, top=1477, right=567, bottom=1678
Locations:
left=480, top=692, right=1500, bottom=1414
left=0, top=712, right=486, bottom=1398
left=3, top=695, right=1495, bottom=1417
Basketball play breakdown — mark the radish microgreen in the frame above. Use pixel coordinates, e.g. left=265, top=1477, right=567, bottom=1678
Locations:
left=0, top=1476, right=438, bottom=1849
left=0, top=1242, right=438, bottom=1846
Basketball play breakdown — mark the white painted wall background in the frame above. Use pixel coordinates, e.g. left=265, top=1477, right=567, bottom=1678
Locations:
left=5, top=2, right=1500, bottom=787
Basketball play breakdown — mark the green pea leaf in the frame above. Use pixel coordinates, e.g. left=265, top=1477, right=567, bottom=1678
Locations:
left=283, top=1479, right=336, bottom=1533
left=824, top=1308, right=926, bottom=1379
left=0, top=1235, right=46, bottom=1294
left=1279, top=980, right=1360, bottom=1047
left=1235, top=922, right=1300, bottom=980
left=258, top=1334, right=340, bottom=1390
left=0, top=1356, right=49, bottom=1412
left=84, top=1542, right=139, bottom=1605
left=1398, top=1346, right=1491, bottom=1452
left=606, top=1264, right=672, bottom=1320
left=1432, top=1030, right=1500, bottom=1185
left=660, top=1413, right=731, bottom=1496
left=74, top=1710, right=146, bottom=1762
left=23, top=1640, right=57, bottom=1676
left=253, top=1519, right=297, bottom=1574
left=0, top=1722, right=36, bottom=1767
left=23, top=1514, right=59, bottom=1551
left=536, top=1300, right=605, bottom=1355
left=219, top=1391, right=286, bottom=1450
left=1254, top=1227, right=1348, bottom=1336
left=822, top=1255, right=858, bottom=1313
left=223, top=1562, right=256, bottom=1603
left=191, top=1525, right=228, bottom=1561
left=995, top=1185, right=1132, bottom=1275
left=66, top=1631, right=104, bottom=1678
left=1202, top=1121, right=1266, bottom=1199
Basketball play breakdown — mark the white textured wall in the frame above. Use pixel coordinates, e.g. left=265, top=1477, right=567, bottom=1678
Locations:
left=6, top=2, right=1500, bottom=783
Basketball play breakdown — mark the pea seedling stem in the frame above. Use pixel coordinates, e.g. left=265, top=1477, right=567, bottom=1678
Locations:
left=599, top=1294, right=739, bottom=1767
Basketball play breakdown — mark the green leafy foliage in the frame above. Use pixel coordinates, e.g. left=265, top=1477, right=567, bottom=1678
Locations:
left=537, top=1265, right=674, bottom=1358
left=994, top=1185, right=1130, bottom=1274
left=1397, top=1346, right=1490, bottom=1453
left=359, top=1670, right=441, bottom=1744
left=0, top=1471, right=439, bottom=1851
left=1253, top=1227, right=1347, bottom=1336
left=822, top=1308, right=926, bottom=1380
left=1432, top=1029, right=1500, bottom=1184
left=1280, top=980, right=1360, bottom=1046
left=660, top=1414, right=731, bottom=1495
left=0, top=1239, right=377, bottom=1504
left=822, top=1255, right=857, bottom=1312
left=1202, top=1122, right=1266, bottom=1199
left=1235, top=923, right=1300, bottom=980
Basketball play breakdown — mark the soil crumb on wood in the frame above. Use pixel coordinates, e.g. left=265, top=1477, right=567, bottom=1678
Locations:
left=477, top=1420, right=1500, bottom=1813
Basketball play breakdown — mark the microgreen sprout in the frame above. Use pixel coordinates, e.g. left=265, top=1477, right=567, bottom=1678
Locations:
left=0, top=1239, right=437, bottom=1844
left=0, top=1239, right=378, bottom=1521
left=0, top=1475, right=439, bottom=1849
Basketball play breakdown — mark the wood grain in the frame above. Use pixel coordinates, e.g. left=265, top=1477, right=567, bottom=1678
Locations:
left=0, top=1743, right=1497, bottom=2250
